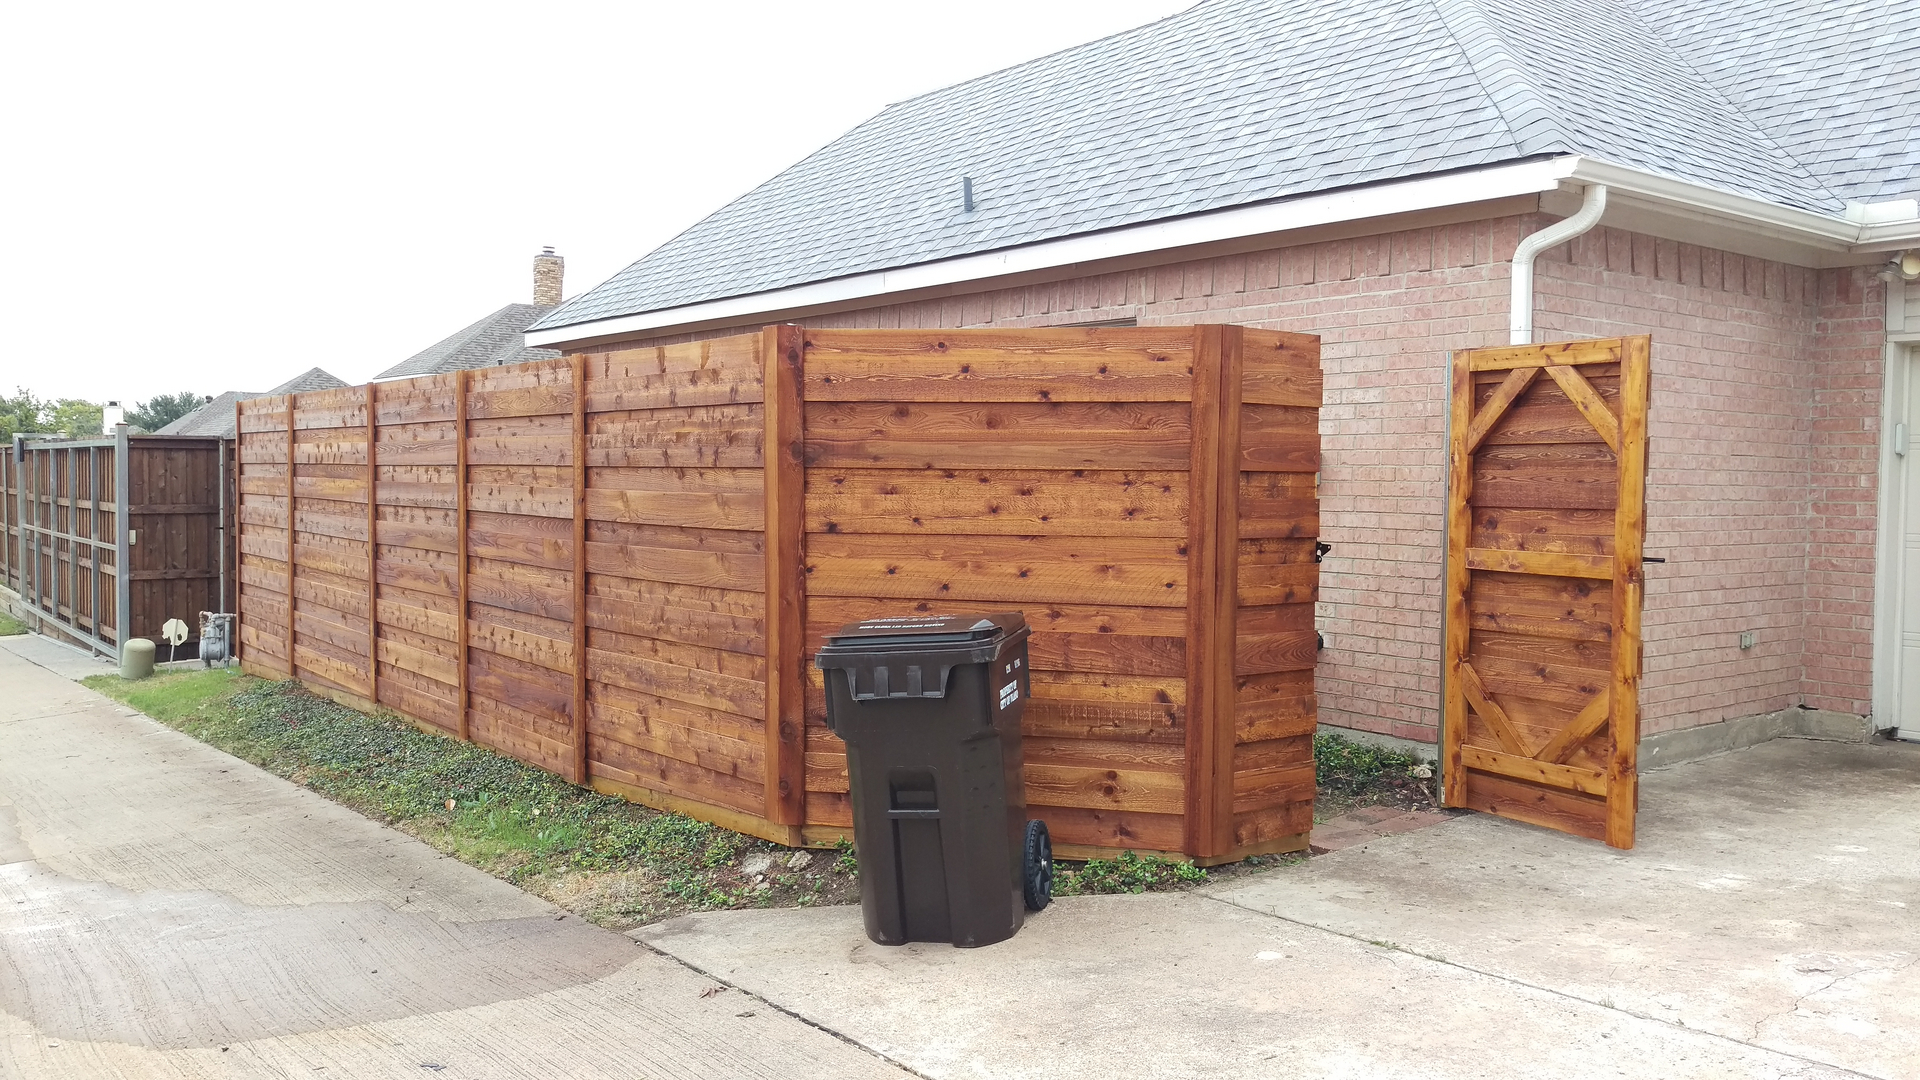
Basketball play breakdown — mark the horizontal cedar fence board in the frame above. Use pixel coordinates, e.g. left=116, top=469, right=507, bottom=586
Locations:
left=235, top=325, right=1321, bottom=860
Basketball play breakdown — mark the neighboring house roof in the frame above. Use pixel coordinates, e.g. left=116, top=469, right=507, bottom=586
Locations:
left=154, top=368, right=350, bottom=439
left=532, top=0, right=1919, bottom=335
left=375, top=303, right=561, bottom=380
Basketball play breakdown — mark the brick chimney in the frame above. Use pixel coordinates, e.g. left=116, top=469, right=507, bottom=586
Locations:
left=533, top=247, right=564, bottom=307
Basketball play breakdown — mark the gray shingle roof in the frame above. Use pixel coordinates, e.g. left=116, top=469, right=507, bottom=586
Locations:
left=377, top=304, right=561, bottom=380
left=153, top=391, right=259, bottom=438
left=536, top=0, right=1917, bottom=333
left=153, top=369, right=349, bottom=439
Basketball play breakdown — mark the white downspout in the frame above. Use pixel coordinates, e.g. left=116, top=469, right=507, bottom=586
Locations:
left=1510, top=184, right=1608, bottom=344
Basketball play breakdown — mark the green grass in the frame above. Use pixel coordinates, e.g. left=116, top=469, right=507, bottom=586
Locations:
left=0, top=612, right=27, bottom=636
left=82, top=670, right=857, bottom=925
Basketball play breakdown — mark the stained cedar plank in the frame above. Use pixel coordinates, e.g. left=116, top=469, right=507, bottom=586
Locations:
left=803, top=328, right=1194, bottom=403
left=588, top=702, right=764, bottom=783
left=589, top=573, right=764, bottom=617
left=590, top=625, right=764, bottom=682
left=1025, top=762, right=1184, bottom=815
left=1024, top=698, right=1184, bottom=744
left=805, top=401, right=1192, bottom=471
left=1476, top=383, right=1620, bottom=448
left=1465, top=547, right=1613, bottom=579
left=805, top=596, right=1185, bottom=638
left=583, top=487, right=764, bottom=531
left=374, top=482, right=457, bottom=510
left=1025, top=737, right=1183, bottom=772
left=587, top=647, right=766, bottom=718
left=587, top=517, right=764, bottom=553
left=377, top=675, right=458, bottom=730
left=1237, top=472, right=1319, bottom=539
left=1233, top=627, right=1317, bottom=676
left=465, top=557, right=572, bottom=621
left=1240, top=328, right=1323, bottom=407
left=1236, top=539, right=1318, bottom=606
left=806, top=469, right=1187, bottom=538
left=804, top=749, right=850, bottom=793
left=1234, top=672, right=1317, bottom=743
left=805, top=534, right=1187, bottom=608
left=380, top=635, right=460, bottom=686
left=585, top=592, right=765, bottom=656
left=1466, top=338, right=1622, bottom=371
left=587, top=405, right=762, bottom=469
left=591, top=681, right=762, bottom=750
left=1037, top=805, right=1187, bottom=853
left=295, top=608, right=369, bottom=656
left=1462, top=771, right=1608, bottom=841
left=1237, top=405, right=1319, bottom=471
left=1233, top=763, right=1318, bottom=814
left=1470, top=507, right=1615, bottom=554
left=469, top=614, right=573, bottom=674
left=1471, top=652, right=1608, bottom=710
left=1460, top=745, right=1608, bottom=796
left=591, top=466, right=763, bottom=494
left=1232, top=803, right=1315, bottom=849
left=589, top=747, right=765, bottom=816
left=468, top=649, right=573, bottom=724
left=375, top=519, right=458, bottom=554
left=584, top=540, right=762, bottom=593
left=588, top=334, right=761, bottom=375
left=466, top=484, right=572, bottom=519
left=585, top=370, right=766, bottom=414
left=1027, top=632, right=1185, bottom=677
left=1472, top=630, right=1612, bottom=675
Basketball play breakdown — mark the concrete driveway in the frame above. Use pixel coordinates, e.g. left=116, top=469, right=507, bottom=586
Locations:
left=0, top=636, right=911, bottom=1079
left=5, top=629, right=1914, bottom=1079
left=640, top=738, right=1918, bottom=1080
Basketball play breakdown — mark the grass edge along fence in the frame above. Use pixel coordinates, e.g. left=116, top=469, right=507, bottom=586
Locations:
left=234, top=324, right=1321, bottom=864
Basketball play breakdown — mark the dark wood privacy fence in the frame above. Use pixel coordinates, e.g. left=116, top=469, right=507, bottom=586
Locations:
left=235, top=325, right=1322, bottom=862
left=4, top=433, right=229, bottom=658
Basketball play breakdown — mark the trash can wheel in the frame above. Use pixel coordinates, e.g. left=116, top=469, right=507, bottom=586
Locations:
left=1023, top=819, right=1053, bottom=911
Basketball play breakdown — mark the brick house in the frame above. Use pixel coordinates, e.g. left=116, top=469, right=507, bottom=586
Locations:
left=525, top=0, right=1920, bottom=763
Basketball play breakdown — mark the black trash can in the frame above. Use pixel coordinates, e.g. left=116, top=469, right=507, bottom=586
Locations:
left=816, top=612, right=1053, bottom=947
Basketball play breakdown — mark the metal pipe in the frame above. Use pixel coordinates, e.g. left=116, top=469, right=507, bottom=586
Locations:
left=114, top=424, right=131, bottom=658
left=1510, top=184, right=1607, bottom=345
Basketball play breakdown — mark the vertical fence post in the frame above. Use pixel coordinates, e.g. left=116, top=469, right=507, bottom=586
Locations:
left=570, top=354, right=590, bottom=786
left=234, top=399, right=245, bottom=663
left=366, top=382, right=379, bottom=707
left=761, top=324, right=807, bottom=834
left=455, top=370, right=471, bottom=742
left=284, top=394, right=297, bottom=679
left=90, top=445, right=102, bottom=647
left=1184, top=325, right=1243, bottom=860
left=114, top=425, right=131, bottom=656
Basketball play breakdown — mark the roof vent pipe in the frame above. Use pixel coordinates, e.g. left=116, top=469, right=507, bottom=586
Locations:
left=1510, top=184, right=1607, bottom=345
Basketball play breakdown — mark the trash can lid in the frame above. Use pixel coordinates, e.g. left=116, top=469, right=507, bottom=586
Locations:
left=820, top=612, right=1023, bottom=649
left=814, top=612, right=1029, bottom=700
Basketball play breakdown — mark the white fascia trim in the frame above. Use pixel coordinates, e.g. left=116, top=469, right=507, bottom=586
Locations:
left=1565, top=158, right=1867, bottom=246
left=525, top=157, right=1584, bottom=347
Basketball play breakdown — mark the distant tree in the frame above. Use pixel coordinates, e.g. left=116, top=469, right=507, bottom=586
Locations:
left=127, top=391, right=207, bottom=431
left=0, top=388, right=48, bottom=442
left=46, top=399, right=104, bottom=438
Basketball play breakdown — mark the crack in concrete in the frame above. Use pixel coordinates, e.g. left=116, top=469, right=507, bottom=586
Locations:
left=1202, top=892, right=1888, bottom=1080
left=631, top=935, right=935, bottom=1080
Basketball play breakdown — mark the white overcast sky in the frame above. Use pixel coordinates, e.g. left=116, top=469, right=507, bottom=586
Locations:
left=1, top=1, right=1193, bottom=406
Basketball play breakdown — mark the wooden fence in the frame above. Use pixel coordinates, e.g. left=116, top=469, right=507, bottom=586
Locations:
left=235, top=325, right=1321, bottom=862
left=4, top=433, right=229, bottom=658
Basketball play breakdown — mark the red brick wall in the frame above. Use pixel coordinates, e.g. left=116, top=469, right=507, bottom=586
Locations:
left=595, top=214, right=1880, bottom=741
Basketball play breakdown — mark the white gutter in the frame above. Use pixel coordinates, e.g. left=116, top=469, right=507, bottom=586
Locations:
left=527, top=157, right=1584, bottom=347
left=1509, top=184, right=1606, bottom=345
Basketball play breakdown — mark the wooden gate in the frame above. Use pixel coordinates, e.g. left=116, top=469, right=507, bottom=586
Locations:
left=1443, top=336, right=1649, bottom=849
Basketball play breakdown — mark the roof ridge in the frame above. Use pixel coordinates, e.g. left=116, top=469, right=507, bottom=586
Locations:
left=1429, top=0, right=1568, bottom=157
left=1613, top=0, right=1835, bottom=205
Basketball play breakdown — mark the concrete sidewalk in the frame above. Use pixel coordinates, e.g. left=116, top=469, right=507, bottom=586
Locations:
left=0, top=639, right=912, bottom=1079
left=639, top=739, right=1918, bottom=1080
